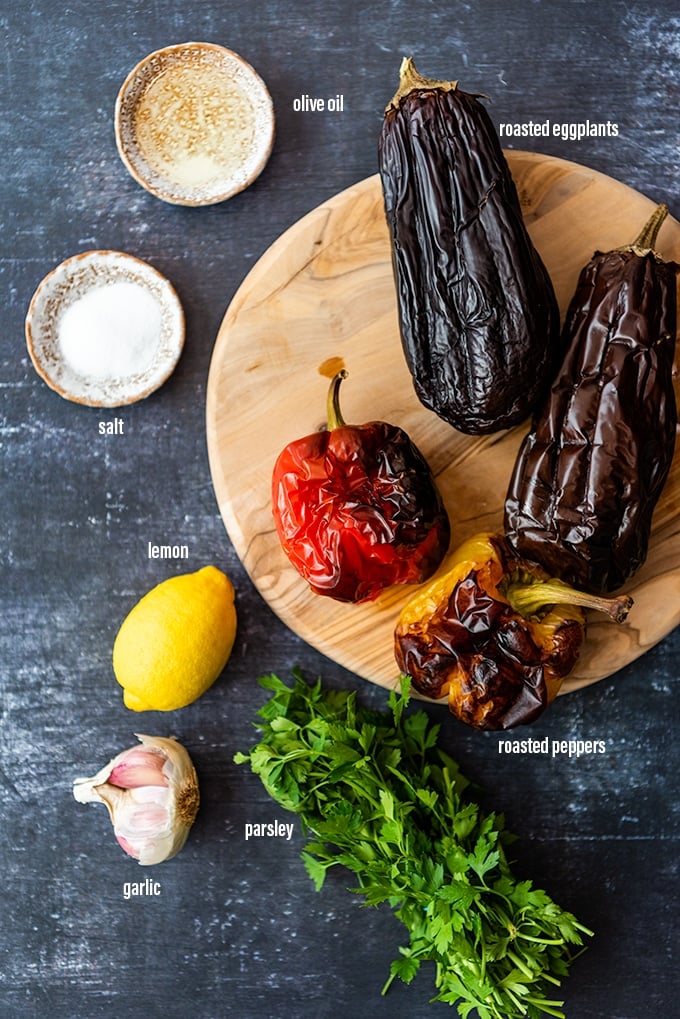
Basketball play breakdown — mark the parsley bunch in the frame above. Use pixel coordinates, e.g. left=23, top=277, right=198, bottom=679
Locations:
left=235, top=671, right=591, bottom=1018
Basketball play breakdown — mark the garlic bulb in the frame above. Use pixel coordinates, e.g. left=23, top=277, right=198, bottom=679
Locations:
left=73, top=735, right=200, bottom=865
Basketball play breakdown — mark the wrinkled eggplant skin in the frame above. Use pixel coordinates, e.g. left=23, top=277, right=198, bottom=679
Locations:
left=379, top=86, right=561, bottom=434
left=504, top=246, right=678, bottom=594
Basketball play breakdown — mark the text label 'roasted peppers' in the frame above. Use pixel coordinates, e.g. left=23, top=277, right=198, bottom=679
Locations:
left=379, top=58, right=561, bottom=434
left=394, top=534, right=632, bottom=730
left=272, top=371, right=450, bottom=603
left=505, top=204, right=679, bottom=594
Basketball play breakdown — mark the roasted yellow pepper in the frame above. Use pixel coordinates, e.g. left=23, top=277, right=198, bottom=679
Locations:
left=394, top=533, right=632, bottom=730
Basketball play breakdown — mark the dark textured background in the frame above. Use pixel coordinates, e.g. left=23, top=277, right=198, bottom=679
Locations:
left=1, top=1, right=678, bottom=1016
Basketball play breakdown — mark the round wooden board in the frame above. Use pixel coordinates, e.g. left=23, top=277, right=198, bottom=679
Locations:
left=206, top=151, right=680, bottom=699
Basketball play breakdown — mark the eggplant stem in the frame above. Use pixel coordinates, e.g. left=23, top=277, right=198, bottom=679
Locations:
left=326, top=370, right=348, bottom=429
left=505, top=578, right=633, bottom=623
left=633, top=203, right=668, bottom=250
left=385, top=57, right=458, bottom=111
left=615, top=203, right=669, bottom=258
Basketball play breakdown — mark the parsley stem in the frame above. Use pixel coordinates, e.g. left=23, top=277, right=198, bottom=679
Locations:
left=525, top=997, right=567, bottom=1018
left=515, top=932, right=567, bottom=946
left=539, top=972, right=562, bottom=987
left=506, top=948, right=535, bottom=978
left=502, top=985, right=525, bottom=1012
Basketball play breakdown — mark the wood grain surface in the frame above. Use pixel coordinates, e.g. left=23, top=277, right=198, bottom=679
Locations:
left=207, top=151, right=680, bottom=696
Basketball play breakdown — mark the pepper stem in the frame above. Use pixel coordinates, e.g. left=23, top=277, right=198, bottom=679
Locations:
left=385, top=56, right=458, bottom=112
left=504, top=577, right=633, bottom=624
left=326, top=370, right=348, bottom=429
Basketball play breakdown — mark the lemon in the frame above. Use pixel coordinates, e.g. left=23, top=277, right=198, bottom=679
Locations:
left=113, top=565, right=237, bottom=711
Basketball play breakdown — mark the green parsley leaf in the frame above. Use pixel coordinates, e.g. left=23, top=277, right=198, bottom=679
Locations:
left=235, top=672, right=592, bottom=1017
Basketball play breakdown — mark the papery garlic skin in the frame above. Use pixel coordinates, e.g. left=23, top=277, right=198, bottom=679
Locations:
left=73, top=735, right=200, bottom=865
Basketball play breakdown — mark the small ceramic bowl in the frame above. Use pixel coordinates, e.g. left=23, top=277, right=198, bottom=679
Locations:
left=115, top=41, right=275, bottom=206
left=25, top=250, right=185, bottom=407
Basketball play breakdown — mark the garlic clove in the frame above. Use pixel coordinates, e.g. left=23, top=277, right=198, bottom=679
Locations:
left=114, top=798, right=174, bottom=865
left=108, top=746, right=169, bottom=789
left=73, top=734, right=199, bottom=866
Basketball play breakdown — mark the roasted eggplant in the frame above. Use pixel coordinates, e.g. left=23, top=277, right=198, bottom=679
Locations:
left=505, top=204, right=679, bottom=593
left=378, top=58, right=561, bottom=434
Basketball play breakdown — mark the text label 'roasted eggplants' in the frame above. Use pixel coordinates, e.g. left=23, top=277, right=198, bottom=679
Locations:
left=394, top=533, right=632, bottom=730
left=505, top=204, right=679, bottom=594
left=272, top=370, right=450, bottom=603
left=379, top=58, right=561, bottom=434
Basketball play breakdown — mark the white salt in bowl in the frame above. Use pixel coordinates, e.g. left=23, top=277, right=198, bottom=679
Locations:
left=25, top=250, right=185, bottom=407
left=115, top=41, right=275, bottom=206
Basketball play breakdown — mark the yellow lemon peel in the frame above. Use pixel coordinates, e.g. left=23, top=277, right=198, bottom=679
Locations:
left=113, top=565, right=237, bottom=712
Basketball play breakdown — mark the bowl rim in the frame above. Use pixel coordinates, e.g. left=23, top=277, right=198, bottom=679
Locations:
left=25, top=248, right=186, bottom=407
left=114, top=40, right=276, bottom=207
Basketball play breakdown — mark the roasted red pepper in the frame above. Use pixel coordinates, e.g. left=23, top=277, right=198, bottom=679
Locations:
left=394, top=533, right=632, bottom=730
left=271, top=370, right=450, bottom=603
